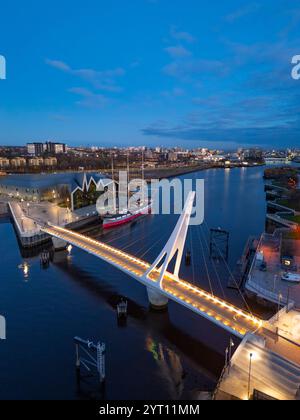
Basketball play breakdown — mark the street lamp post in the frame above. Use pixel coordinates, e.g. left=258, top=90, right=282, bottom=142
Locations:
left=287, top=288, right=290, bottom=313
left=225, top=347, right=229, bottom=370
left=248, top=353, right=253, bottom=400
left=277, top=293, right=283, bottom=321
left=273, top=274, right=278, bottom=292
left=228, top=338, right=235, bottom=373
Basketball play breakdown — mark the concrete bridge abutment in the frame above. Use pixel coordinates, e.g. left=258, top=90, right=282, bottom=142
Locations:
left=147, top=287, right=169, bottom=310
left=52, top=237, right=68, bottom=251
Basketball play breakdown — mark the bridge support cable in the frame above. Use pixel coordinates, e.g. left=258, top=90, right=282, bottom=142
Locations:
left=194, top=224, right=215, bottom=297
left=199, top=224, right=227, bottom=299
left=119, top=235, right=150, bottom=252
left=114, top=222, right=168, bottom=254
left=100, top=216, right=160, bottom=247
left=189, top=229, right=196, bottom=287
left=145, top=192, right=195, bottom=288
left=196, top=224, right=226, bottom=300
left=114, top=224, right=161, bottom=252
left=138, top=231, right=171, bottom=260
left=101, top=227, right=139, bottom=245
left=202, top=220, right=254, bottom=317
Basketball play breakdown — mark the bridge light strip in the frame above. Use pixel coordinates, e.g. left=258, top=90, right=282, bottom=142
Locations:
left=46, top=225, right=262, bottom=329
left=164, top=286, right=246, bottom=336
left=46, top=224, right=150, bottom=268
left=47, top=228, right=145, bottom=276
left=164, top=275, right=262, bottom=327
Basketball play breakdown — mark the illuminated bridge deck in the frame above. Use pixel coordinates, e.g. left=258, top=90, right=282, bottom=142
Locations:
left=42, top=225, right=263, bottom=337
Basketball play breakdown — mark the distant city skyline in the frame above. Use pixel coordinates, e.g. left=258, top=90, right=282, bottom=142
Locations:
left=0, top=140, right=299, bottom=152
left=0, top=0, right=299, bottom=148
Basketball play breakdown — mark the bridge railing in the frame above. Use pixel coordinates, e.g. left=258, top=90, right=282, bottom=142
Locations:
left=246, top=277, right=292, bottom=306
left=267, top=303, right=295, bottom=326
left=212, top=364, right=229, bottom=400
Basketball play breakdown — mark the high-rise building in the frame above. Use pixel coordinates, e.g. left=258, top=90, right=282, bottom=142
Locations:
left=27, top=143, right=45, bottom=156
left=27, top=141, right=67, bottom=156
left=168, top=152, right=178, bottom=162
left=242, top=148, right=263, bottom=161
left=46, top=142, right=67, bottom=154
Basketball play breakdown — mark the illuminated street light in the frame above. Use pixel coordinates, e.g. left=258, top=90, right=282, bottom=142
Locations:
left=228, top=338, right=235, bottom=372
left=225, top=347, right=229, bottom=369
left=248, top=353, right=253, bottom=400
left=277, top=293, right=283, bottom=321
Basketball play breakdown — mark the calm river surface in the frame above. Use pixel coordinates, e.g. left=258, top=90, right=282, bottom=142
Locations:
left=0, top=166, right=268, bottom=400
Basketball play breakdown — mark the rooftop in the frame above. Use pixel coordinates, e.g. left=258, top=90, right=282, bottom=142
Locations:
left=246, top=233, right=300, bottom=306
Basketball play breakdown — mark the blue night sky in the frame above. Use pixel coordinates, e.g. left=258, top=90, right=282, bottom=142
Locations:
left=0, top=0, right=299, bottom=148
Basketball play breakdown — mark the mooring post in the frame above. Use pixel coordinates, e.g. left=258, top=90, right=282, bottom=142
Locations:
left=210, top=228, right=230, bottom=261
left=185, top=250, right=191, bottom=266
left=97, top=342, right=106, bottom=384
left=75, top=343, right=80, bottom=370
left=74, top=337, right=106, bottom=385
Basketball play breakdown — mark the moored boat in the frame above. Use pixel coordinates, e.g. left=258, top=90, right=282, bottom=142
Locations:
left=102, top=201, right=151, bottom=229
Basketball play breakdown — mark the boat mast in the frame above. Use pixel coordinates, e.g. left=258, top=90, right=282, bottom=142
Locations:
left=141, top=149, right=145, bottom=204
left=127, top=151, right=130, bottom=178
left=126, top=151, right=130, bottom=212
left=111, top=155, right=117, bottom=213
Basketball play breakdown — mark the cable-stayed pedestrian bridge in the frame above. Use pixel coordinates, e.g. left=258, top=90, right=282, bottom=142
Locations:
left=42, top=192, right=263, bottom=338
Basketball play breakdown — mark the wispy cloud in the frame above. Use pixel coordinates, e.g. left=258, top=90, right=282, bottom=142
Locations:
left=161, top=87, right=185, bottom=98
left=163, top=26, right=228, bottom=84
left=224, top=3, right=261, bottom=23
left=50, top=113, right=72, bottom=122
left=46, top=59, right=125, bottom=92
left=170, top=26, right=196, bottom=43
left=69, top=87, right=109, bottom=108
left=164, top=45, right=192, bottom=58
left=46, top=60, right=71, bottom=71
left=163, top=58, right=228, bottom=81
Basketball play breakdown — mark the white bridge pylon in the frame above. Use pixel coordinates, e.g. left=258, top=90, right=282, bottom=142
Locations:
left=144, top=191, right=195, bottom=288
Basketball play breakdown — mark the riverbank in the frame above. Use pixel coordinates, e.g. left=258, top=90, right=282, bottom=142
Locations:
left=2, top=161, right=264, bottom=180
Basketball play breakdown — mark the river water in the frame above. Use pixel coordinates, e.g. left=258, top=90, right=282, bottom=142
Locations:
left=0, top=166, right=268, bottom=400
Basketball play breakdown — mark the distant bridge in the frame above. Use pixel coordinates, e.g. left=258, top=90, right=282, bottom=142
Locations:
left=42, top=192, right=263, bottom=338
